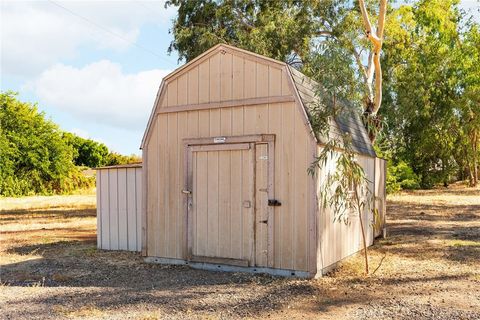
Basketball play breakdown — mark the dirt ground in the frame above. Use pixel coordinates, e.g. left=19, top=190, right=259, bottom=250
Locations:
left=1, top=185, right=479, bottom=320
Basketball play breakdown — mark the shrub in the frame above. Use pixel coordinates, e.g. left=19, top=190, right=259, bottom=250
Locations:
left=0, top=92, right=93, bottom=196
left=386, top=160, right=421, bottom=193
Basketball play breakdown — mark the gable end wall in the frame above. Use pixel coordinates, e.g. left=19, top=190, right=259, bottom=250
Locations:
left=142, top=47, right=318, bottom=273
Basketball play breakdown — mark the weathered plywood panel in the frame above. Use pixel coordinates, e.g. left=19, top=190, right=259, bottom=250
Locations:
left=117, top=168, right=128, bottom=250
left=293, top=112, right=308, bottom=271
left=232, top=55, right=244, bottom=100
left=135, top=168, right=143, bottom=251
left=97, top=166, right=142, bottom=252
left=167, top=113, right=179, bottom=258
left=158, top=114, right=169, bottom=257
left=374, top=158, right=386, bottom=238
left=281, top=102, right=295, bottom=270
left=220, top=52, right=233, bottom=101
left=99, top=170, right=110, bottom=249
left=177, top=74, right=188, bottom=106
left=108, top=170, right=119, bottom=250
left=126, top=169, right=137, bottom=251
left=187, top=66, right=199, bottom=105
left=230, top=149, right=243, bottom=259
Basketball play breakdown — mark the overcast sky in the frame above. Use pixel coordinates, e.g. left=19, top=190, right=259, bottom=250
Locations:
left=1, top=0, right=479, bottom=155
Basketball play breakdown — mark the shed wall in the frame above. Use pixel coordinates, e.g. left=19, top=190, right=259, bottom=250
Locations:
left=374, top=158, right=387, bottom=237
left=96, top=167, right=142, bottom=252
left=160, top=50, right=290, bottom=109
left=317, top=152, right=377, bottom=272
left=145, top=100, right=316, bottom=272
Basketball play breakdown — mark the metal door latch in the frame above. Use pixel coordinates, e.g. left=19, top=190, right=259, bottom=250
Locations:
left=182, top=190, right=191, bottom=194
left=260, top=219, right=268, bottom=224
left=268, top=199, right=281, bottom=206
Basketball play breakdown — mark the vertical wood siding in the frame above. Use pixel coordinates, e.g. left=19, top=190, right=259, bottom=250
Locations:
left=96, top=166, right=142, bottom=252
left=374, top=158, right=387, bottom=237
left=144, top=52, right=316, bottom=272
left=161, top=51, right=289, bottom=108
left=317, top=152, right=379, bottom=272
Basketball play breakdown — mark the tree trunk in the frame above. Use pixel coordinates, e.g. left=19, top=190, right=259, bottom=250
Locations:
left=358, top=0, right=387, bottom=142
left=355, top=189, right=369, bottom=275
left=358, top=209, right=369, bottom=275
left=474, top=132, right=478, bottom=187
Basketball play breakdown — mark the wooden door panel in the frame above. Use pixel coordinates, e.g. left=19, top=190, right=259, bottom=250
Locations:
left=190, top=144, right=254, bottom=263
left=194, top=151, right=208, bottom=257
left=206, top=150, right=219, bottom=257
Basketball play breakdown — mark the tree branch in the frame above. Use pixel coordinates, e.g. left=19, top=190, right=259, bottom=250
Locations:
left=358, top=0, right=387, bottom=115
left=233, top=8, right=254, bottom=30
left=366, top=51, right=374, bottom=85
left=358, top=0, right=374, bottom=37
left=372, top=51, right=382, bottom=113
left=315, top=30, right=334, bottom=37
left=377, top=0, right=387, bottom=39
left=352, top=48, right=368, bottom=82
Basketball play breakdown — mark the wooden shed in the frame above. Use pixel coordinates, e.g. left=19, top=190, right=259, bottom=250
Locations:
left=111, top=44, right=386, bottom=278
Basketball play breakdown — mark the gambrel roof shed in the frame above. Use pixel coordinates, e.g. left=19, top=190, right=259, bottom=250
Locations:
left=136, top=43, right=385, bottom=278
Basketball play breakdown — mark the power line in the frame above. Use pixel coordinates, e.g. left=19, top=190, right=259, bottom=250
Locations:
left=47, top=0, right=177, bottom=66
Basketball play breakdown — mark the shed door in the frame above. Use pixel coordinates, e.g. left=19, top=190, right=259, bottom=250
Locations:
left=186, top=143, right=255, bottom=266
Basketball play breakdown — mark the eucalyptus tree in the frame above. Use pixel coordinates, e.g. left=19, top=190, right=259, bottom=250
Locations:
left=380, top=0, right=480, bottom=187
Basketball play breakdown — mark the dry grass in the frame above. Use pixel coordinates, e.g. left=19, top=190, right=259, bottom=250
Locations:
left=1, top=186, right=479, bottom=319
left=0, top=189, right=96, bottom=212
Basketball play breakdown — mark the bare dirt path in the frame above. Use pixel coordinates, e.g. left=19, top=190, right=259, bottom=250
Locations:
left=1, top=186, right=479, bottom=319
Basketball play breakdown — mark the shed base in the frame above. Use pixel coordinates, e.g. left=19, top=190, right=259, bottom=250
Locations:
left=144, top=256, right=312, bottom=278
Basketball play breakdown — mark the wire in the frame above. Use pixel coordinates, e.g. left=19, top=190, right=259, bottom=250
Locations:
left=47, top=0, right=177, bottom=66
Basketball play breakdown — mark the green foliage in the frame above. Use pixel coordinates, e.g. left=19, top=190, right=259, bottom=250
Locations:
left=386, top=160, right=420, bottom=193
left=165, top=0, right=316, bottom=64
left=380, top=0, right=480, bottom=188
left=0, top=92, right=94, bottom=196
left=63, top=132, right=109, bottom=168
left=105, top=152, right=141, bottom=166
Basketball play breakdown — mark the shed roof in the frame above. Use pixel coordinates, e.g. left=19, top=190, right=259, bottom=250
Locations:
left=288, top=66, right=376, bottom=157
left=95, top=163, right=142, bottom=170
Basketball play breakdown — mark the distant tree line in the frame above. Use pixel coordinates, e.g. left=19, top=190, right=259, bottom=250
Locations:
left=166, top=0, right=479, bottom=191
left=0, top=92, right=141, bottom=196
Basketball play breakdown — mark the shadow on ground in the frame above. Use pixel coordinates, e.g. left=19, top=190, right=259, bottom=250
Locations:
left=1, top=190, right=479, bottom=319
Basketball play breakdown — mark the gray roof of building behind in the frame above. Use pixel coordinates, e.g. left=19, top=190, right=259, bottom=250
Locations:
left=288, top=66, right=376, bottom=157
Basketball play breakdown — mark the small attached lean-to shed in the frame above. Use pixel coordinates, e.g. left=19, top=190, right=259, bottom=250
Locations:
left=97, top=44, right=386, bottom=278
left=96, top=163, right=143, bottom=252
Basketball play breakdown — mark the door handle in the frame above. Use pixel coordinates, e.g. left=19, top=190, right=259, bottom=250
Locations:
left=268, top=199, right=281, bottom=206
left=182, top=190, right=191, bottom=194
left=259, top=219, right=268, bottom=224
